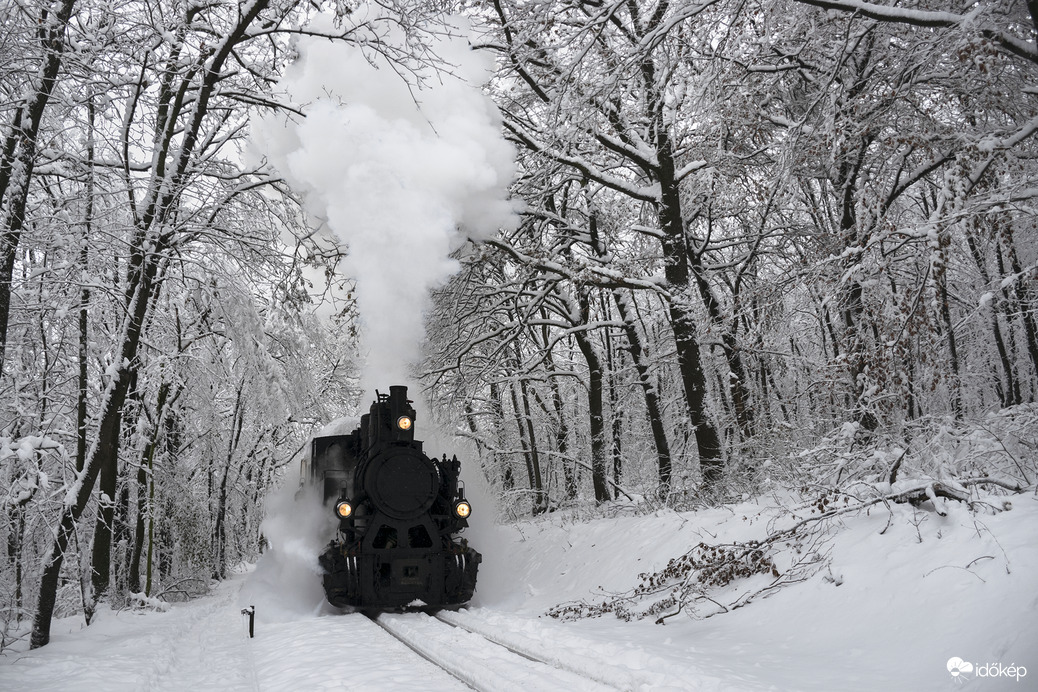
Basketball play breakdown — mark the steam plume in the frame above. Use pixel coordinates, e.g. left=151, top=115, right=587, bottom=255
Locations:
left=254, top=10, right=516, bottom=390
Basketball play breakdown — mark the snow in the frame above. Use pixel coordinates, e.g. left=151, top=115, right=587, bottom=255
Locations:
left=482, top=497, right=1038, bottom=691
left=3, top=493, right=1036, bottom=690
left=795, top=0, right=979, bottom=28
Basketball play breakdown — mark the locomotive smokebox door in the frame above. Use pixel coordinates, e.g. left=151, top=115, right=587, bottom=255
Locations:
left=365, top=449, right=439, bottom=520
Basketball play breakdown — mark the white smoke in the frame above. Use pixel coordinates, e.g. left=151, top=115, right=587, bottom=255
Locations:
left=240, top=481, right=339, bottom=621
left=254, top=9, right=516, bottom=391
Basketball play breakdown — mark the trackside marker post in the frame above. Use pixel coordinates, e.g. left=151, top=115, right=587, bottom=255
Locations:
left=241, top=605, right=255, bottom=638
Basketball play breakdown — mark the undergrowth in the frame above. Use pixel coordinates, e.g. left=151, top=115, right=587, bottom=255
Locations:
left=538, top=407, right=1037, bottom=624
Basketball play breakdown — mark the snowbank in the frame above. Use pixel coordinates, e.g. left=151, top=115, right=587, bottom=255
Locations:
left=479, top=494, right=1038, bottom=691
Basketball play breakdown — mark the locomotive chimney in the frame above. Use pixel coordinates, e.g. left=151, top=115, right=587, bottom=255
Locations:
left=389, top=385, right=408, bottom=404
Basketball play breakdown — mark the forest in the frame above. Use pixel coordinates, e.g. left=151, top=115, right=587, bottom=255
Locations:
left=1, top=0, right=1036, bottom=652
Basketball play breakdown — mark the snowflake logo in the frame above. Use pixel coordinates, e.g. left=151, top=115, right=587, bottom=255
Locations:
left=947, top=657, right=974, bottom=678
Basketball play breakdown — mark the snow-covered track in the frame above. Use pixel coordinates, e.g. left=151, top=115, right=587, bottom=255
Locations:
left=432, top=610, right=637, bottom=689
left=372, top=611, right=622, bottom=691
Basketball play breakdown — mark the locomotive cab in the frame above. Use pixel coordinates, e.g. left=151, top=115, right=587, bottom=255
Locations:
left=309, top=386, right=481, bottom=609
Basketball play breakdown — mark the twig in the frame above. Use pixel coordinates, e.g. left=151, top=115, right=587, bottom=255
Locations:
left=923, top=564, right=986, bottom=583
left=965, top=477, right=1027, bottom=492
left=964, top=555, right=995, bottom=569
left=888, top=448, right=907, bottom=484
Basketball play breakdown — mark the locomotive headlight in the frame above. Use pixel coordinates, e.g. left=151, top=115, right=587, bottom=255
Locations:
left=453, top=501, right=471, bottom=519
left=335, top=501, right=353, bottom=519
left=396, top=416, right=412, bottom=431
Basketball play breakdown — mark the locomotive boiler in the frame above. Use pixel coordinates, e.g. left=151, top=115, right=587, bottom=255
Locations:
left=304, top=386, right=481, bottom=609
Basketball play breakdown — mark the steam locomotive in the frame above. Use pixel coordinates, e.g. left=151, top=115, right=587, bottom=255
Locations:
left=304, top=386, right=481, bottom=609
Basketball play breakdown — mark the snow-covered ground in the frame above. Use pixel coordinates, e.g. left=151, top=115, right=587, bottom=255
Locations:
left=3, top=490, right=1036, bottom=691
left=479, top=494, right=1038, bottom=691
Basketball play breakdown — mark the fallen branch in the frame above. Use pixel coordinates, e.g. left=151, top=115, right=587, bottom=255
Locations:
left=545, top=477, right=1031, bottom=624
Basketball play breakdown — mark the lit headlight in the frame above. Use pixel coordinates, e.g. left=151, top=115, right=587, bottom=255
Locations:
left=453, top=501, right=471, bottom=519
left=397, top=416, right=412, bottom=431
left=335, top=501, right=353, bottom=519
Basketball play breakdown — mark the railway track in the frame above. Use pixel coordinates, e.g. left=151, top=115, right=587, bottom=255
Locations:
left=370, top=610, right=625, bottom=691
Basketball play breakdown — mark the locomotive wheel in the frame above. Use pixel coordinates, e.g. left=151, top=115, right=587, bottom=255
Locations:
left=320, top=544, right=360, bottom=608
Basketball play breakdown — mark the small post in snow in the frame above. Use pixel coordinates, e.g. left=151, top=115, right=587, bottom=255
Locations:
left=241, top=605, right=255, bottom=638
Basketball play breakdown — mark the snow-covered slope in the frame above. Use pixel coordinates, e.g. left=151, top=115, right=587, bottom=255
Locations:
left=2, top=492, right=1035, bottom=691
left=478, top=495, right=1038, bottom=691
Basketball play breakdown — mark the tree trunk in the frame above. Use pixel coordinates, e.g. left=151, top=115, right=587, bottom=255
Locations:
left=548, top=372, right=576, bottom=500
left=507, top=379, right=533, bottom=504
left=490, top=381, right=513, bottom=491
left=518, top=373, right=545, bottom=513
left=934, top=229, right=963, bottom=419
left=129, top=380, right=172, bottom=593
left=0, top=0, right=77, bottom=370
left=89, top=363, right=132, bottom=605
left=9, top=500, right=29, bottom=617
left=213, top=381, right=245, bottom=580
left=31, top=248, right=164, bottom=649
left=601, top=300, right=623, bottom=499
left=145, top=431, right=158, bottom=597
left=656, top=137, right=724, bottom=485
left=689, top=249, right=754, bottom=438
left=76, top=97, right=95, bottom=474
left=213, top=462, right=230, bottom=580
left=1001, top=229, right=1038, bottom=391
left=574, top=290, right=610, bottom=503
left=966, top=231, right=1020, bottom=406
left=128, top=459, right=148, bottom=594
left=612, top=290, right=673, bottom=499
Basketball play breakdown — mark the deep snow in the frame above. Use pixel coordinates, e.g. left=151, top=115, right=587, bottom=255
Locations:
left=2, top=491, right=1036, bottom=691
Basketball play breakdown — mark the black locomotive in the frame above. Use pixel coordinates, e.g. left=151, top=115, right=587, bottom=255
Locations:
left=305, top=386, right=481, bottom=609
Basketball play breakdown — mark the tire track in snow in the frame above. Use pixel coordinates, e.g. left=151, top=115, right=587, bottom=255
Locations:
left=141, top=578, right=260, bottom=692
left=247, top=611, right=466, bottom=691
